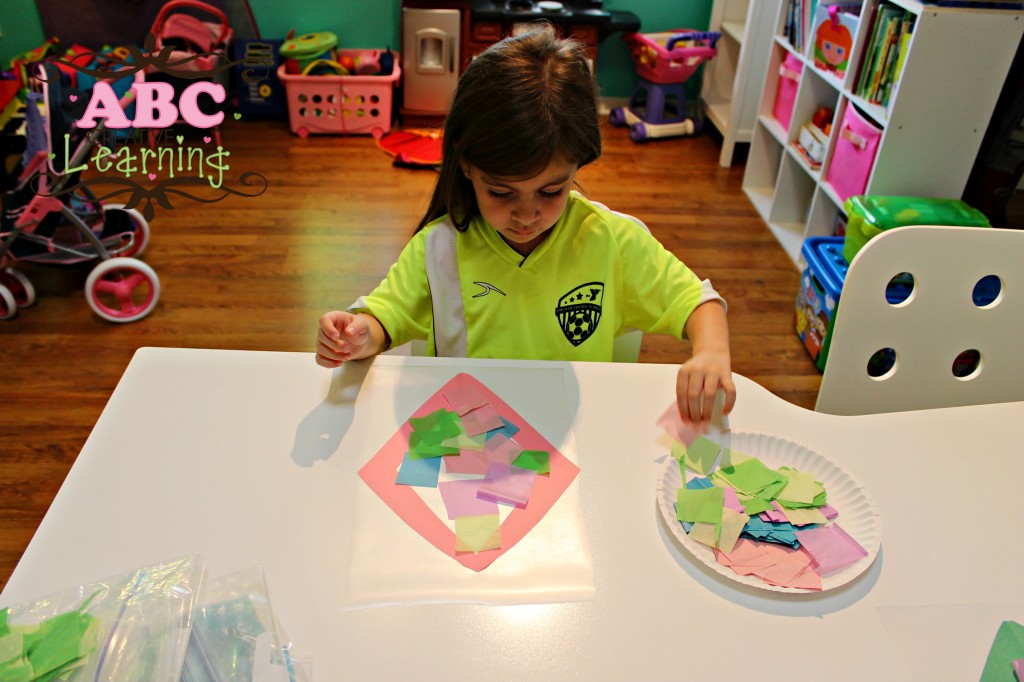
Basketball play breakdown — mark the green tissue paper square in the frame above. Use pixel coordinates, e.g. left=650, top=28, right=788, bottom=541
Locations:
left=0, top=633, right=23, bottom=666
left=0, top=660, right=33, bottom=682
left=512, top=450, right=550, bottom=475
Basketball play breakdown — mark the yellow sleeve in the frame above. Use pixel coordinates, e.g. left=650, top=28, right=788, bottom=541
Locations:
left=618, top=224, right=708, bottom=339
left=350, top=230, right=433, bottom=349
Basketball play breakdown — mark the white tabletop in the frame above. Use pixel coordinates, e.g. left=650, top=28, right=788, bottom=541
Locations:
left=3, top=348, right=1022, bottom=681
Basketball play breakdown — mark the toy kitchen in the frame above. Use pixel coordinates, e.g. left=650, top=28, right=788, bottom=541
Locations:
left=401, top=0, right=640, bottom=124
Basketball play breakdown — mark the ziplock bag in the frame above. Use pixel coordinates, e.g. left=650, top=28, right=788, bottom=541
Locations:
left=0, top=554, right=203, bottom=681
left=180, top=566, right=311, bottom=682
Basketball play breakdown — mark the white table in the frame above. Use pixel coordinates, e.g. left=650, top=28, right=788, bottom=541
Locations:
left=3, top=348, right=1022, bottom=681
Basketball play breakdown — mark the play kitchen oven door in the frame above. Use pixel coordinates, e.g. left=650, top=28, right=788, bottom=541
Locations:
left=402, top=7, right=460, bottom=115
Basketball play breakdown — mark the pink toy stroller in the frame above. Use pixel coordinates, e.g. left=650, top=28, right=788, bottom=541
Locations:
left=0, top=63, right=158, bottom=322
left=144, top=0, right=233, bottom=146
left=609, top=30, right=720, bottom=142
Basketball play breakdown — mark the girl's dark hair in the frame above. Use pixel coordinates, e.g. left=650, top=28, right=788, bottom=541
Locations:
left=416, top=25, right=601, bottom=232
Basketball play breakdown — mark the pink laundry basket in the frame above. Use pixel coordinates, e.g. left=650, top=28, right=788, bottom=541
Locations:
left=277, top=50, right=401, bottom=138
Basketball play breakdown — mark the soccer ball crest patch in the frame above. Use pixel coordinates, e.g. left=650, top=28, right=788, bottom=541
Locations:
left=556, top=282, right=604, bottom=346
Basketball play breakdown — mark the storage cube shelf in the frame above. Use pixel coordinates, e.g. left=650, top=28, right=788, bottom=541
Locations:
left=700, top=0, right=781, bottom=167
left=742, top=0, right=1024, bottom=266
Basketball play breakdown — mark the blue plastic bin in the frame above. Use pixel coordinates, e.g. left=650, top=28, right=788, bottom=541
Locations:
left=795, top=237, right=846, bottom=371
left=794, top=235, right=997, bottom=372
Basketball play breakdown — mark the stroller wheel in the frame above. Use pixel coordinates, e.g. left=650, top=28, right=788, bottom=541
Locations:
left=85, top=257, right=161, bottom=323
left=0, top=268, right=36, bottom=307
left=608, top=107, right=626, bottom=127
left=0, top=285, right=17, bottom=320
left=103, top=204, right=151, bottom=257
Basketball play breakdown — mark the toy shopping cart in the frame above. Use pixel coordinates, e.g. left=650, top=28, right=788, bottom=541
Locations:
left=609, top=30, right=720, bottom=142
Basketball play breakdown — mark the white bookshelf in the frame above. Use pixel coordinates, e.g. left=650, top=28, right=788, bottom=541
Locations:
left=700, top=0, right=782, bottom=167
left=742, top=0, right=1024, bottom=265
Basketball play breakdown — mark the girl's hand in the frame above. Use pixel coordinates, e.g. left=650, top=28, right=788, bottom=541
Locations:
left=678, top=299, right=736, bottom=425
left=315, top=311, right=383, bottom=368
left=676, top=350, right=737, bottom=425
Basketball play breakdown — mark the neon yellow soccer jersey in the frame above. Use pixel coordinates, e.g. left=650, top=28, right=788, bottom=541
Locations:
left=352, top=192, right=719, bottom=361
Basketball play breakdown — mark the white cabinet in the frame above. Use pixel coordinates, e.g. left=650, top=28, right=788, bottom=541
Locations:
left=700, top=0, right=781, bottom=167
left=742, top=0, right=1024, bottom=265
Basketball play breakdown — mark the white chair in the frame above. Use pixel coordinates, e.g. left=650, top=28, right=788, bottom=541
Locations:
left=815, top=225, right=1024, bottom=416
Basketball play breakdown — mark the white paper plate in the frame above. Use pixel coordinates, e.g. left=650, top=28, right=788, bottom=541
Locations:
left=655, top=431, right=881, bottom=593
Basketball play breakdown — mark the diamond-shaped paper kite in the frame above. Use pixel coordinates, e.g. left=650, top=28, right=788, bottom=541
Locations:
left=358, top=373, right=579, bottom=571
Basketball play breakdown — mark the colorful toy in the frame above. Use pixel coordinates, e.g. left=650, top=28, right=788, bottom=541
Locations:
left=301, top=59, right=349, bottom=76
left=0, top=63, right=158, bottom=323
left=7, top=38, right=60, bottom=95
left=338, top=54, right=357, bottom=73
left=793, top=106, right=833, bottom=169
left=609, top=30, right=720, bottom=142
left=280, top=31, right=338, bottom=74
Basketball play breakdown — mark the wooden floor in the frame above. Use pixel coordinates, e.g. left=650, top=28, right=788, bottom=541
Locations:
left=0, top=117, right=821, bottom=592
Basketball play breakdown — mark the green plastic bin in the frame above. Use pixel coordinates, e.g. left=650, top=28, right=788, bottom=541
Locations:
left=843, top=196, right=990, bottom=264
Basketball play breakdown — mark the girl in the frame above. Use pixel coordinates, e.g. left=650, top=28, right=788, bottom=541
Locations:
left=316, top=26, right=736, bottom=425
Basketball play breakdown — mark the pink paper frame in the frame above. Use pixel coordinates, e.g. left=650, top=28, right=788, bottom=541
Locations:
left=358, top=372, right=580, bottom=571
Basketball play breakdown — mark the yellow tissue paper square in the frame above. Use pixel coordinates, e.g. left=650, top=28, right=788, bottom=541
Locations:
left=455, top=514, right=502, bottom=553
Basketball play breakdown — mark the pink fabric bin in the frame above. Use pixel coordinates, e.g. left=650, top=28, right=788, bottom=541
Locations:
left=826, top=104, right=882, bottom=202
left=773, top=53, right=803, bottom=132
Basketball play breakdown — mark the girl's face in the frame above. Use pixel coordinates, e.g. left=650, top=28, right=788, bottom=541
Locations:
left=461, top=156, right=579, bottom=256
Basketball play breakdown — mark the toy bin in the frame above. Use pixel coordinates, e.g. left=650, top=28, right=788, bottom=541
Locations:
left=843, top=195, right=991, bottom=264
left=795, top=237, right=848, bottom=371
left=277, top=50, right=401, bottom=138
left=773, top=52, right=803, bottom=132
left=825, top=104, right=882, bottom=202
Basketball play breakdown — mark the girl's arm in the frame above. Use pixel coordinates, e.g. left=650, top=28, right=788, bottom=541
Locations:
left=315, top=311, right=389, bottom=368
left=677, top=300, right=737, bottom=424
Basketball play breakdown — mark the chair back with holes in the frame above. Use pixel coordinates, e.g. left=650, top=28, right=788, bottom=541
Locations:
left=815, top=225, right=1024, bottom=415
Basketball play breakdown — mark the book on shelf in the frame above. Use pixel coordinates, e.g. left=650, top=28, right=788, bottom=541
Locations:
left=855, top=3, right=915, bottom=107
left=784, top=0, right=820, bottom=52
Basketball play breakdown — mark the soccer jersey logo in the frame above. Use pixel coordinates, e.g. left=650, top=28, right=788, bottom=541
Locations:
left=556, top=282, right=604, bottom=346
left=472, top=281, right=506, bottom=298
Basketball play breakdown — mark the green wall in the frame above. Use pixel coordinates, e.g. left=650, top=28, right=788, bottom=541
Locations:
left=0, top=2, right=47, bottom=65
left=0, top=0, right=711, bottom=98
